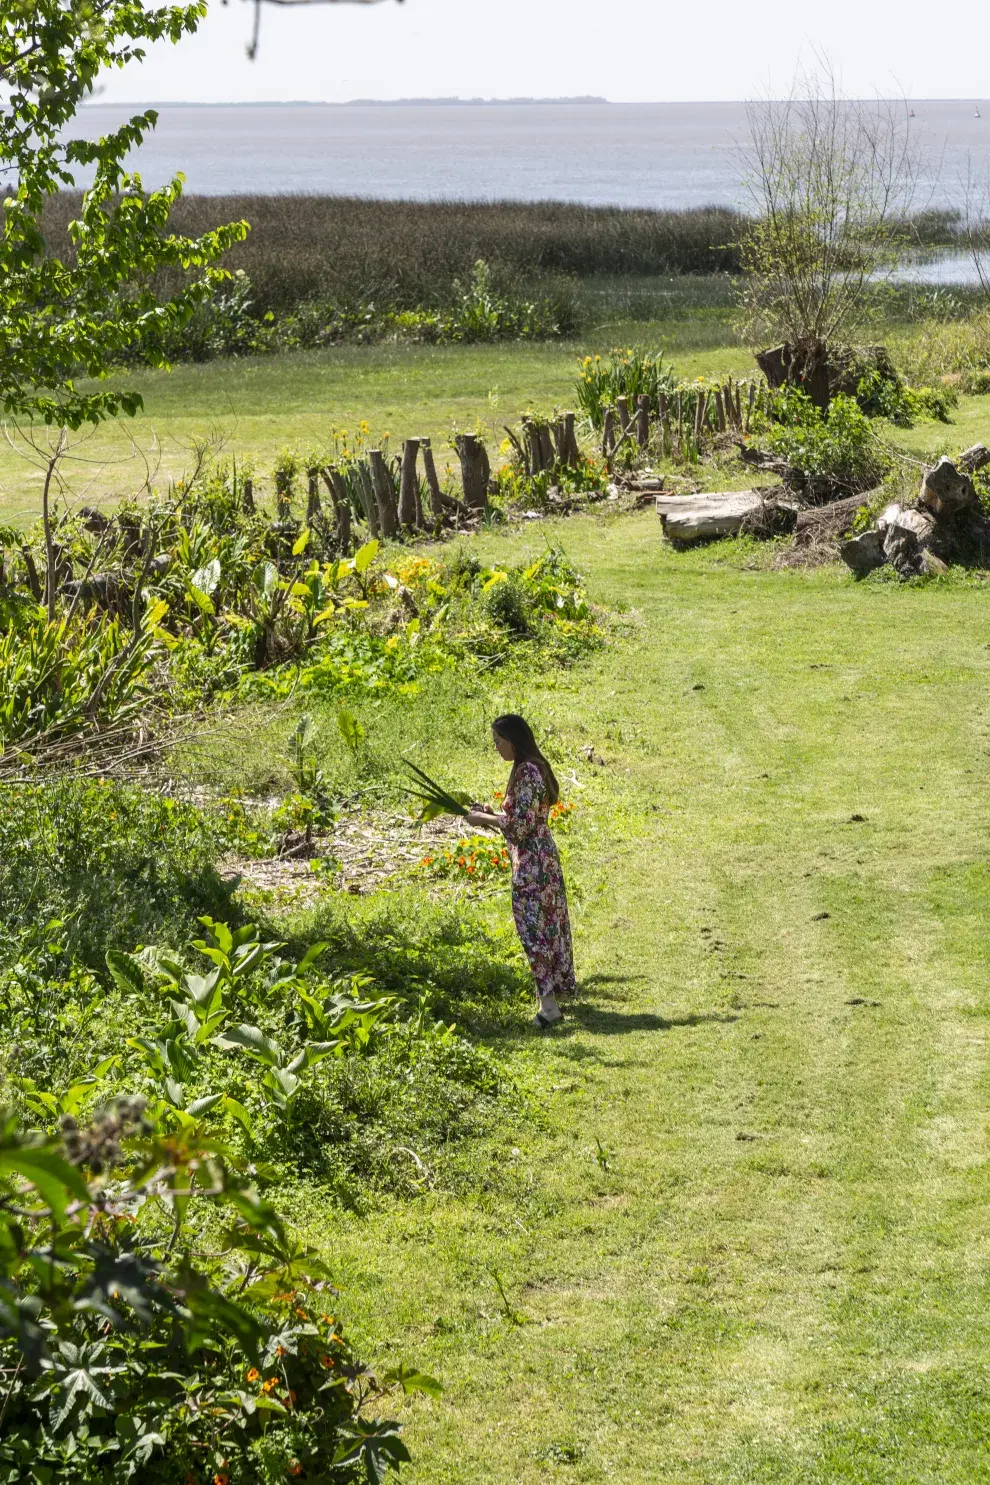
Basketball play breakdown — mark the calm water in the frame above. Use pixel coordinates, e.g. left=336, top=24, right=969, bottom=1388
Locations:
left=75, top=99, right=990, bottom=207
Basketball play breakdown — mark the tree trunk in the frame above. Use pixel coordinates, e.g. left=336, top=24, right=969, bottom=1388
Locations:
left=454, top=433, right=490, bottom=510
left=399, top=438, right=420, bottom=529
left=420, top=438, right=446, bottom=520
left=355, top=461, right=381, bottom=538
left=242, top=477, right=255, bottom=514
left=635, top=395, right=650, bottom=448
left=756, top=341, right=831, bottom=411
left=368, top=449, right=399, bottom=538
left=322, top=466, right=352, bottom=553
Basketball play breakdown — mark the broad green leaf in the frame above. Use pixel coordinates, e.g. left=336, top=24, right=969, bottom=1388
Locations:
left=214, top=1024, right=281, bottom=1066
left=0, top=1146, right=89, bottom=1216
left=353, top=539, right=379, bottom=575
left=105, top=949, right=145, bottom=997
left=292, top=527, right=311, bottom=556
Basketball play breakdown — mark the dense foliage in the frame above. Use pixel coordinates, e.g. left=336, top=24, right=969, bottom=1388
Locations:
left=0, top=1106, right=432, bottom=1484
left=0, top=461, right=604, bottom=749
left=0, top=0, right=242, bottom=424
left=753, top=387, right=893, bottom=493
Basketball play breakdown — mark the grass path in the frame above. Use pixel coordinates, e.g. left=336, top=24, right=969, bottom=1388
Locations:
left=305, top=515, right=990, bottom=1481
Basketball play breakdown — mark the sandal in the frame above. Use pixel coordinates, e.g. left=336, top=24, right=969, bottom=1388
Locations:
left=533, top=1010, right=563, bottom=1031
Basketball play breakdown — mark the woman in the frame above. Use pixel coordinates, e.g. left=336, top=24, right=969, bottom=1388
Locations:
left=466, top=714, right=576, bottom=1029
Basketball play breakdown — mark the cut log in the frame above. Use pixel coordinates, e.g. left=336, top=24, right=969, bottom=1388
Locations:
left=368, top=450, right=399, bottom=538
left=420, top=437, right=445, bottom=519
left=657, top=490, right=763, bottom=542
left=398, top=438, right=420, bottom=529
left=454, top=433, right=490, bottom=510
left=957, top=443, right=990, bottom=475
left=917, top=455, right=980, bottom=518
left=839, top=529, right=886, bottom=576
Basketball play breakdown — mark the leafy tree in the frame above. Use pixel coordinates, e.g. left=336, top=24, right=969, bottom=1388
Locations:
left=739, top=65, right=918, bottom=405
left=0, top=0, right=248, bottom=430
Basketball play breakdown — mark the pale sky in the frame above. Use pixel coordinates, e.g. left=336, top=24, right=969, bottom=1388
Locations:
left=96, top=0, right=988, bottom=106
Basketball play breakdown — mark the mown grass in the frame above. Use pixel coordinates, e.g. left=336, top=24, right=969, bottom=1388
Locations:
left=219, top=510, right=990, bottom=1483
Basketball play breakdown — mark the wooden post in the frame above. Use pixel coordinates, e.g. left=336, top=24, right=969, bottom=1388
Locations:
left=369, top=450, right=399, bottom=538
left=242, top=477, right=255, bottom=515
left=693, top=391, right=706, bottom=443
left=355, top=461, right=381, bottom=538
left=714, top=389, right=727, bottom=434
left=616, top=396, right=631, bottom=440
left=322, top=466, right=353, bottom=553
left=734, top=384, right=743, bottom=427
left=602, top=407, right=618, bottom=457
left=745, top=384, right=757, bottom=432
left=635, top=394, right=650, bottom=448
left=421, top=437, right=446, bottom=520
left=562, top=410, right=580, bottom=466
left=454, top=433, right=490, bottom=510
left=399, top=438, right=420, bottom=529
left=675, top=391, right=683, bottom=459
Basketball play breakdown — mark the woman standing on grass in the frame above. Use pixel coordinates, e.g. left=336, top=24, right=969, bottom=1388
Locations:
left=466, top=714, right=576, bottom=1030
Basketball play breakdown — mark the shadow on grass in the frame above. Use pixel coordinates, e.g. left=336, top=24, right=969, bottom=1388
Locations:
left=565, top=1005, right=740, bottom=1035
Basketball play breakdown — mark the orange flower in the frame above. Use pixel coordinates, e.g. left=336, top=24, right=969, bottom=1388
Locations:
left=262, top=1376, right=279, bottom=1393
left=290, top=1467, right=304, bottom=1478
left=246, top=1367, right=260, bottom=1383
left=320, top=1354, right=334, bottom=1368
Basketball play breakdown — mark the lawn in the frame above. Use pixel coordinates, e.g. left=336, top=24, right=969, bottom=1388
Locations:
left=0, top=299, right=749, bottom=524
left=186, top=510, right=990, bottom=1483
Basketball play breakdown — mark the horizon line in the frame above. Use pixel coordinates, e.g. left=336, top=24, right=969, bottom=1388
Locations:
left=82, top=95, right=990, bottom=108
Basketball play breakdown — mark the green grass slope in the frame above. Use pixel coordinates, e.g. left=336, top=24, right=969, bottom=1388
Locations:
left=294, top=514, right=990, bottom=1483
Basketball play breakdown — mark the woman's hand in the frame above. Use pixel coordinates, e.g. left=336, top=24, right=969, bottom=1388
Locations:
left=466, top=809, right=497, bottom=830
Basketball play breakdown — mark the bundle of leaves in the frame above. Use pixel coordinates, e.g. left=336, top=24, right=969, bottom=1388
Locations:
left=0, top=1108, right=433, bottom=1485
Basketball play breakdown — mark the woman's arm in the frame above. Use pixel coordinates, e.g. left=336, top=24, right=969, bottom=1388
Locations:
left=468, top=764, right=542, bottom=843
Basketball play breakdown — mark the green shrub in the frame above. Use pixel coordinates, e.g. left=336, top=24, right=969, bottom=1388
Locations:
left=755, top=388, right=893, bottom=493
left=0, top=1108, right=425, bottom=1484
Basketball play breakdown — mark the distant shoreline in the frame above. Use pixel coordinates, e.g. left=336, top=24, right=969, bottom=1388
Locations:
left=81, top=96, right=611, bottom=109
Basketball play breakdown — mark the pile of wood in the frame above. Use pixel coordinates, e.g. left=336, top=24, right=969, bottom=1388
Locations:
left=839, top=445, right=990, bottom=579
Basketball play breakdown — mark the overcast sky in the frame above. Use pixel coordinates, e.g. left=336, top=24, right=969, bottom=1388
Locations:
left=97, top=0, right=988, bottom=105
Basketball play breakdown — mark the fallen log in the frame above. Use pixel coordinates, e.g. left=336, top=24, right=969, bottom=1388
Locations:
left=657, top=490, right=763, bottom=542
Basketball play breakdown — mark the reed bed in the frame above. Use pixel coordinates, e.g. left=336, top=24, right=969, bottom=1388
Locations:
left=42, top=195, right=748, bottom=312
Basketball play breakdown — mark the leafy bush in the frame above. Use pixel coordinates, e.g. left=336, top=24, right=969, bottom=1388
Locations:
left=0, top=1108, right=430, bottom=1484
left=754, top=388, right=893, bottom=493
left=854, top=367, right=957, bottom=426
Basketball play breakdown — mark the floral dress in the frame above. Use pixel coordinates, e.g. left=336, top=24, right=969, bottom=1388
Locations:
left=494, top=760, right=576, bottom=1003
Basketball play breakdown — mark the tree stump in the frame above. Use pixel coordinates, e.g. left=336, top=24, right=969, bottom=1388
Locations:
left=756, top=341, right=830, bottom=411
left=368, top=450, right=399, bottom=538
left=635, top=395, right=650, bottom=448
left=616, top=396, right=631, bottom=439
left=455, top=433, right=490, bottom=511
left=321, top=466, right=352, bottom=553
left=355, top=461, right=380, bottom=538
left=242, top=477, right=255, bottom=515
left=399, top=438, right=420, bottom=529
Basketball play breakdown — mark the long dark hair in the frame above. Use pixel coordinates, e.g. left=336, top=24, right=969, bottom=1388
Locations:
left=492, top=713, right=560, bottom=805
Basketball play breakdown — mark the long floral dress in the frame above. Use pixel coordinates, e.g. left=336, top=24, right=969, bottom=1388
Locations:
left=493, top=760, right=576, bottom=1003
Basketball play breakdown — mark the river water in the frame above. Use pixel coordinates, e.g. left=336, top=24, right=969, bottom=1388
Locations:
left=74, top=99, right=990, bottom=208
